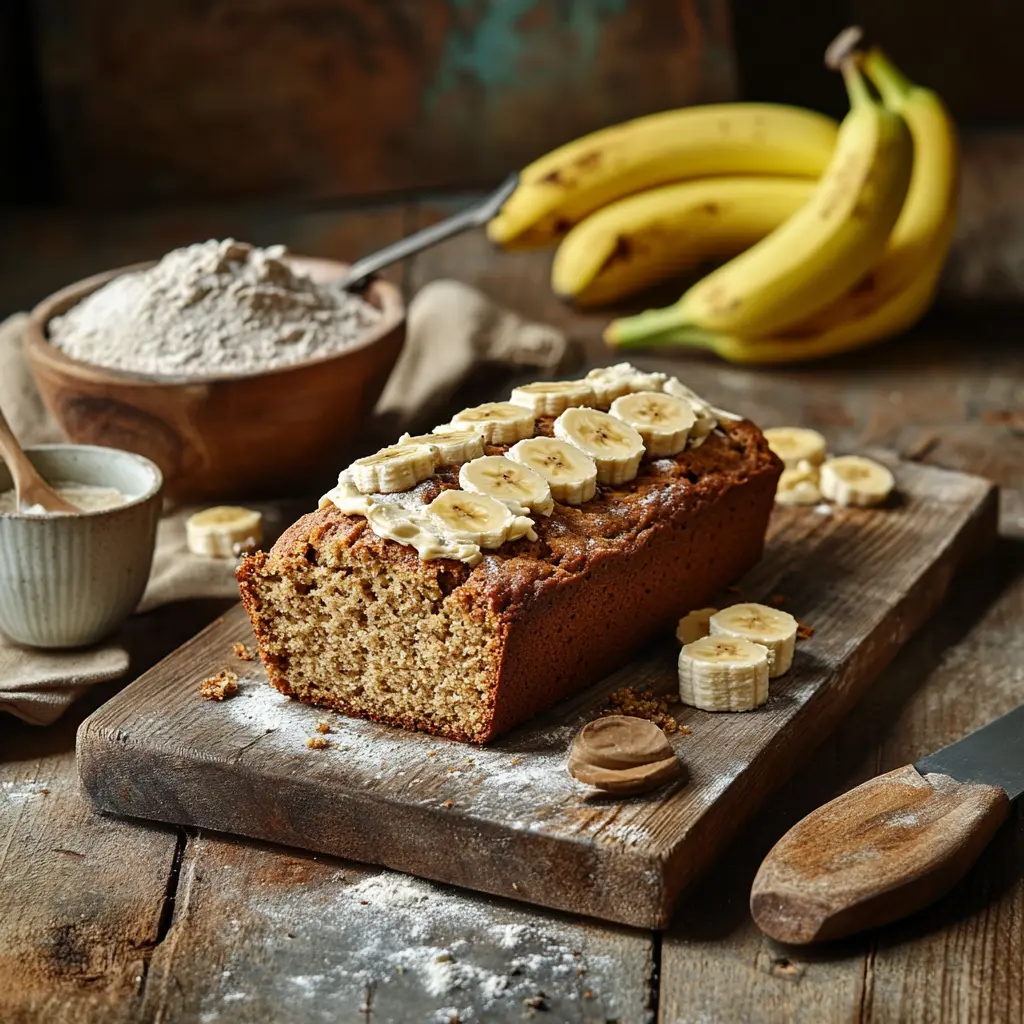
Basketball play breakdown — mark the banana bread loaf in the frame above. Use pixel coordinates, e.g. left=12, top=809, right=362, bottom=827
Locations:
left=237, top=383, right=782, bottom=743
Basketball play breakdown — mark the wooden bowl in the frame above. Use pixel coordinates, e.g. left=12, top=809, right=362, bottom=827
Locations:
left=26, top=257, right=405, bottom=501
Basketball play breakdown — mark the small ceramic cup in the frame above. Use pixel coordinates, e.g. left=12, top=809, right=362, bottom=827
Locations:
left=0, top=445, right=162, bottom=648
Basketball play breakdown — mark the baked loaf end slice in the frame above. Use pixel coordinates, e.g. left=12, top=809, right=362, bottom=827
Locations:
left=238, top=418, right=781, bottom=744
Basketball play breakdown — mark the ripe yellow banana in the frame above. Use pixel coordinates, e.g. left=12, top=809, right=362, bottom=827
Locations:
left=793, top=47, right=958, bottom=331
left=487, top=104, right=839, bottom=250
left=629, top=215, right=952, bottom=365
left=606, top=59, right=913, bottom=345
left=551, top=177, right=816, bottom=308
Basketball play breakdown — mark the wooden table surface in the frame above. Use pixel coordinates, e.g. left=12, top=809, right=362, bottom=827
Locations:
left=1, top=201, right=1023, bottom=1023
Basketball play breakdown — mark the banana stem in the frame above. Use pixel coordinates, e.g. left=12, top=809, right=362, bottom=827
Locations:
left=604, top=320, right=715, bottom=351
left=604, top=307, right=693, bottom=347
left=863, top=47, right=914, bottom=106
left=839, top=55, right=874, bottom=109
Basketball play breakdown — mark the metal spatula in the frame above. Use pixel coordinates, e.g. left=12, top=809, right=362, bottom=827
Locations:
left=337, top=173, right=519, bottom=291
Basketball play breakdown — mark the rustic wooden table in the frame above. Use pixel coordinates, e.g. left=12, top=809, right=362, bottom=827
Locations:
left=2, top=202, right=1023, bottom=1023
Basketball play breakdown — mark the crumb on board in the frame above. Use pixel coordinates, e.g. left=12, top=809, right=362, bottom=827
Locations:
left=427, top=750, right=437, bottom=757
left=232, top=642, right=255, bottom=661
left=442, top=799, right=455, bottom=809
left=797, top=621, right=815, bottom=641
left=315, top=721, right=333, bottom=734
left=769, top=594, right=788, bottom=607
left=306, top=736, right=331, bottom=750
left=199, top=668, right=239, bottom=701
left=601, top=686, right=691, bottom=735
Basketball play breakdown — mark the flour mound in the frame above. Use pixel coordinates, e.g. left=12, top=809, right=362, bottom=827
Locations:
left=49, top=238, right=382, bottom=378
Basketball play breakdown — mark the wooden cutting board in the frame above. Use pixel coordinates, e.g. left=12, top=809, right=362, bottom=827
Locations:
left=78, top=458, right=997, bottom=928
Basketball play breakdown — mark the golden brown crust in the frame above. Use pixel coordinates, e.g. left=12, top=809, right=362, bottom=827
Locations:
left=238, top=419, right=782, bottom=743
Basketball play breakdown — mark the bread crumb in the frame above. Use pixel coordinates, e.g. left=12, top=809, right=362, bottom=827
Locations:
left=769, top=594, right=788, bottom=607
left=427, top=750, right=437, bottom=757
left=306, top=736, right=331, bottom=750
left=442, top=799, right=454, bottom=809
left=583, top=990, right=594, bottom=999
left=315, top=721, right=333, bottom=734
left=797, top=621, right=815, bottom=641
left=232, top=642, right=255, bottom=661
left=199, top=668, right=239, bottom=701
left=601, top=686, right=688, bottom=734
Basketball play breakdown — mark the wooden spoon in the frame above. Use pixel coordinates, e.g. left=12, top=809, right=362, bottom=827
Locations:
left=0, top=406, right=80, bottom=513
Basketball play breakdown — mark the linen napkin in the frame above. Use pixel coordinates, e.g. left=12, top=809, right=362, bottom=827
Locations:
left=0, top=281, right=566, bottom=723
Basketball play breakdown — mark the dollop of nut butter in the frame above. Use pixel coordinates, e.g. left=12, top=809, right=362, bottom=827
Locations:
left=568, top=715, right=683, bottom=795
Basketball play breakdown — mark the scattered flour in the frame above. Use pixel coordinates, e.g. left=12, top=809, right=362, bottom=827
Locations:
left=49, top=238, right=381, bottom=378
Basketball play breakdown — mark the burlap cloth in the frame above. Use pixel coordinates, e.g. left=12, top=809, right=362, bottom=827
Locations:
left=0, top=280, right=566, bottom=724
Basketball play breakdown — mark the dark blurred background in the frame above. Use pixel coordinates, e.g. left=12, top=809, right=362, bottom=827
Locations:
left=2, top=0, right=1022, bottom=316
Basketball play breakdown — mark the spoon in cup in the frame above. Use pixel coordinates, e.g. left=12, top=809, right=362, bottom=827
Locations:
left=0, top=404, right=80, bottom=514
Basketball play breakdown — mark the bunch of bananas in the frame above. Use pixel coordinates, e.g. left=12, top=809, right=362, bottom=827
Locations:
left=486, top=38, right=957, bottom=365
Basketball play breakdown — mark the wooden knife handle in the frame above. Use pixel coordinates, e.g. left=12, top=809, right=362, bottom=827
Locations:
left=750, top=764, right=1010, bottom=944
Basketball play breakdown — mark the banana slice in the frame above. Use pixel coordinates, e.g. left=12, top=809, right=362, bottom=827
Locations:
left=676, top=607, right=718, bottom=645
left=553, top=408, right=645, bottom=485
left=663, top=377, right=718, bottom=446
left=820, top=455, right=895, bottom=507
left=349, top=442, right=439, bottom=494
left=507, top=437, right=598, bottom=505
left=186, top=506, right=263, bottom=558
left=366, top=503, right=482, bottom=566
left=445, top=402, right=536, bottom=445
left=509, top=380, right=595, bottom=416
left=609, top=391, right=697, bottom=457
left=763, top=427, right=828, bottom=468
left=427, top=489, right=537, bottom=548
left=774, top=460, right=822, bottom=507
left=710, top=603, right=797, bottom=678
left=585, top=363, right=667, bottom=408
left=398, top=429, right=485, bottom=466
left=459, top=455, right=554, bottom=516
left=678, top=635, right=770, bottom=712
left=319, top=469, right=372, bottom=516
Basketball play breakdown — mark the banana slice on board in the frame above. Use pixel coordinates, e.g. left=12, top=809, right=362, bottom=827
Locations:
left=350, top=442, right=439, bottom=494
left=585, top=363, right=667, bottom=408
left=398, top=429, right=485, bottom=466
left=820, top=455, right=895, bottom=507
left=678, top=635, right=770, bottom=712
left=774, top=460, right=822, bottom=507
left=509, top=380, right=595, bottom=416
left=459, top=455, right=554, bottom=516
left=507, top=437, right=598, bottom=505
left=676, top=607, right=718, bottom=645
left=763, top=427, right=828, bottom=468
left=554, top=408, right=645, bottom=485
left=609, top=391, right=697, bottom=457
left=710, top=603, right=798, bottom=678
left=366, top=503, right=482, bottom=566
left=444, top=402, right=536, bottom=445
left=427, top=490, right=537, bottom=548
left=186, top=506, right=263, bottom=558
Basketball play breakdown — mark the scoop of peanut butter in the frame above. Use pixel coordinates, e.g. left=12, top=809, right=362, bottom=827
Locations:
left=569, top=715, right=682, bottom=795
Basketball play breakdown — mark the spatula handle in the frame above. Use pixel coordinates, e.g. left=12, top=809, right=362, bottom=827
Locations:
left=750, top=764, right=1010, bottom=944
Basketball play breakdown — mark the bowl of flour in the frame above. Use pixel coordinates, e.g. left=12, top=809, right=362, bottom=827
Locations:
left=26, top=239, right=405, bottom=500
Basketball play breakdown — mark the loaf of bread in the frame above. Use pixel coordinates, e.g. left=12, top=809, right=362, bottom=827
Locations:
left=238, top=369, right=782, bottom=744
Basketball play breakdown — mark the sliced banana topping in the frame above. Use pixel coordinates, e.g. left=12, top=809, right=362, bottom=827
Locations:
left=820, top=455, right=895, bottom=507
left=319, top=469, right=372, bottom=516
left=186, top=506, right=263, bottom=558
left=663, top=377, right=718, bottom=446
left=398, top=429, right=484, bottom=466
left=774, top=460, right=822, bottom=507
left=459, top=455, right=554, bottom=516
left=553, top=407, right=645, bottom=486
left=366, top=503, right=482, bottom=567
left=507, top=437, right=598, bottom=505
left=763, top=427, right=828, bottom=468
left=678, top=635, right=770, bottom=712
left=350, top=442, right=439, bottom=494
left=509, top=380, right=595, bottom=417
left=710, top=603, right=797, bottom=678
left=584, top=363, right=667, bottom=408
left=444, top=403, right=536, bottom=445
left=609, top=391, right=697, bottom=457
left=427, top=489, right=537, bottom=549
left=676, top=607, right=718, bottom=645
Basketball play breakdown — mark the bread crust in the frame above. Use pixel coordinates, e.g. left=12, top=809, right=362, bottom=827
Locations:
left=238, top=419, right=782, bottom=742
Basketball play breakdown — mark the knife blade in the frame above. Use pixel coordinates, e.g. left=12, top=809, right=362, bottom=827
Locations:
left=750, top=701, right=1021, bottom=944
